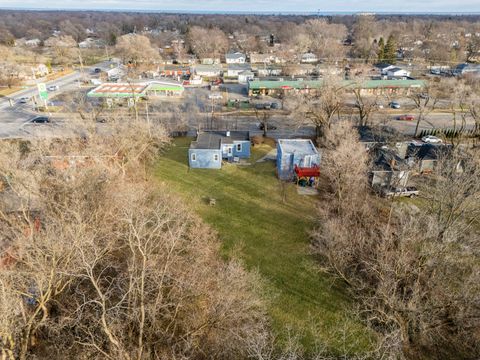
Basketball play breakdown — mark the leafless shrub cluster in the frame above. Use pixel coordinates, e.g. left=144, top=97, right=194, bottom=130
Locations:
left=313, top=122, right=480, bottom=359
left=0, top=118, right=271, bottom=359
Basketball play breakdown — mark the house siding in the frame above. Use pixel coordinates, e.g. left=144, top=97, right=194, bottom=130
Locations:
left=276, top=141, right=321, bottom=180
left=188, top=149, right=222, bottom=169
left=220, top=141, right=250, bottom=160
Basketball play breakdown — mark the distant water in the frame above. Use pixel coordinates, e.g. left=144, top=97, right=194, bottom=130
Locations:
left=0, top=7, right=479, bottom=15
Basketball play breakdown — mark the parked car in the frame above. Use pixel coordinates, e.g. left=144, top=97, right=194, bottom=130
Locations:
left=430, top=69, right=441, bottom=75
left=258, top=123, right=277, bottom=131
left=47, top=85, right=59, bottom=91
left=396, top=114, right=415, bottom=121
left=381, top=186, right=419, bottom=198
left=389, top=101, right=401, bottom=109
left=270, top=102, right=279, bottom=109
left=422, top=135, right=443, bottom=144
left=94, top=68, right=102, bottom=73
left=30, top=116, right=50, bottom=124
left=18, top=97, right=29, bottom=104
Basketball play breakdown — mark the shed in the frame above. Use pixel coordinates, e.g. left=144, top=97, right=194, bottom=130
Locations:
left=276, top=139, right=321, bottom=180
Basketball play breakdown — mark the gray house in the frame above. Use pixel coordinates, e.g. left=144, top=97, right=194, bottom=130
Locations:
left=370, top=146, right=411, bottom=188
left=225, top=52, right=246, bottom=64
left=188, top=131, right=250, bottom=169
left=276, top=139, right=321, bottom=180
left=407, top=143, right=452, bottom=173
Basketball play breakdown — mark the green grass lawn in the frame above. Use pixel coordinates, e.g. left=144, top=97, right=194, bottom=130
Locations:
left=153, top=137, right=373, bottom=355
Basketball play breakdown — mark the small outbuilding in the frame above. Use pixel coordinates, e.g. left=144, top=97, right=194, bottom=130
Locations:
left=276, top=139, right=321, bottom=180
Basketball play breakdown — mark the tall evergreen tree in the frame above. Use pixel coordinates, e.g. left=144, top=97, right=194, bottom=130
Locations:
left=377, top=37, right=385, bottom=62
left=384, top=34, right=397, bottom=64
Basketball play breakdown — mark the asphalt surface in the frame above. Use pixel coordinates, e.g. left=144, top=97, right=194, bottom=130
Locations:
left=0, top=60, right=114, bottom=139
left=1, top=66, right=476, bottom=140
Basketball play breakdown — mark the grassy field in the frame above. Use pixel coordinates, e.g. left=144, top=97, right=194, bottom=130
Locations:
left=153, top=137, right=373, bottom=355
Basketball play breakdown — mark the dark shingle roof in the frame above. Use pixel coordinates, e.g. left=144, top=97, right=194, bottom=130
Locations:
left=407, top=144, right=452, bottom=160
left=190, top=131, right=250, bottom=150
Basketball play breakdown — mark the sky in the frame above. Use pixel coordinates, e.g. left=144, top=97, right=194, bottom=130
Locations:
left=0, top=0, right=479, bottom=13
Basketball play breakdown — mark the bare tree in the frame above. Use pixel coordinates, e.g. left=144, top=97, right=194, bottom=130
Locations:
left=313, top=142, right=480, bottom=359
left=287, top=75, right=345, bottom=141
left=116, top=34, right=160, bottom=66
left=187, top=26, right=229, bottom=60
left=409, top=80, right=441, bottom=137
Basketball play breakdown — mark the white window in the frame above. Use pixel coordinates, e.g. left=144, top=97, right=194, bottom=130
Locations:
left=191, top=153, right=196, bottom=161
left=213, top=154, right=219, bottom=161
left=236, top=143, right=242, bottom=152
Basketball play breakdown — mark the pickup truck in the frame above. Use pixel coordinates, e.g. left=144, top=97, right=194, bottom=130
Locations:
left=381, top=186, right=419, bottom=198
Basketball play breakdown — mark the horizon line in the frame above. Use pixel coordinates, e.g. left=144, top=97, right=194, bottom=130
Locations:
left=0, top=7, right=480, bottom=15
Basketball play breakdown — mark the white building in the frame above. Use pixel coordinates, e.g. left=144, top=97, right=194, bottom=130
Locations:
left=238, top=71, right=255, bottom=84
left=386, top=67, right=411, bottom=79
left=300, top=53, right=318, bottom=63
left=226, top=64, right=251, bottom=78
left=194, top=64, right=223, bottom=77
left=225, top=52, right=246, bottom=64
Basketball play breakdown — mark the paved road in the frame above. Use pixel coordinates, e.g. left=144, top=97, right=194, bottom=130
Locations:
left=0, top=60, right=115, bottom=139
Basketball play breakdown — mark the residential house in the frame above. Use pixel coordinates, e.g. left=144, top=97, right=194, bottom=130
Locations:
left=175, top=55, right=197, bottom=65
left=386, top=67, right=411, bottom=79
left=225, top=52, right=246, bottom=64
left=194, top=64, right=223, bottom=78
left=300, top=53, right=318, bottom=64
left=256, top=66, right=282, bottom=77
left=249, top=53, right=278, bottom=64
left=407, top=143, right=452, bottom=173
left=238, top=70, right=255, bottom=84
left=79, top=38, right=104, bottom=48
left=376, top=63, right=396, bottom=75
left=276, top=139, right=321, bottom=180
left=370, top=146, right=411, bottom=188
left=201, top=57, right=221, bottom=65
left=188, top=131, right=251, bottom=169
left=227, top=64, right=252, bottom=78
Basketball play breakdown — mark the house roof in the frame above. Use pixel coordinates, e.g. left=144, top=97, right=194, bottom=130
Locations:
left=190, top=131, right=250, bottom=150
left=407, top=143, right=452, bottom=160
left=226, top=52, right=246, bottom=59
left=278, top=139, right=318, bottom=156
left=228, top=64, right=251, bottom=71
left=372, top=146, right=409, bottom=171
left=194, top=64, right=223, bottom=72
left=387, top=67, right=405, bottom=73
left=376, top=63, right=394, bottom=69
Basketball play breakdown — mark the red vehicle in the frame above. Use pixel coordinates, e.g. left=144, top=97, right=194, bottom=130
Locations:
left=396, top=114, right=415, bottom=121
